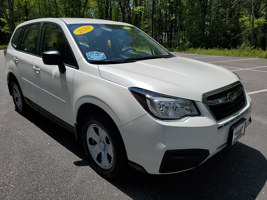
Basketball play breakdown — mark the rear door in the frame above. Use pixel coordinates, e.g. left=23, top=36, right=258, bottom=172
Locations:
left=34, top=22, right=77, bottom=125
left=15, top=23, right=41, bottom=103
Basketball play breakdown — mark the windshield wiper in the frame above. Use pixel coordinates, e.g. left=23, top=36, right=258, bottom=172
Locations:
left=89, top=59, right=130, bottom=64
left=124, top=54, right=174, bottom=62
left=89, top=54, right=174, bottom=64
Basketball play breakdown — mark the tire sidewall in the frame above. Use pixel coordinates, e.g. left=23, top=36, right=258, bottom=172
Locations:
left=81, top=116, right=126, bottom=179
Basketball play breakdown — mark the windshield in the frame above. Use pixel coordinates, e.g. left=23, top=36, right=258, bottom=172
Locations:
left=68, top=24, right=172, bottom=64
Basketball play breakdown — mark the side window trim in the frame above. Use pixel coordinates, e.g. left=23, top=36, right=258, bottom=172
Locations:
left=40, top=22, right=78, bottom=69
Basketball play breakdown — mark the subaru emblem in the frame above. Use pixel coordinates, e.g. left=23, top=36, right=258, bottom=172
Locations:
left=227, top=92, right=235, bottom=101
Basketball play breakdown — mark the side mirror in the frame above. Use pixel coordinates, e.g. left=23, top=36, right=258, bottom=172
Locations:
left=42, top=50, right=66, bottom=73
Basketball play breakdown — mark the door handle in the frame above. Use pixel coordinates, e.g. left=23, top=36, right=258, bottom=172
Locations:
left=13, top=57, right=19, bottom=64
left=33, top=66, right=40, bottom=74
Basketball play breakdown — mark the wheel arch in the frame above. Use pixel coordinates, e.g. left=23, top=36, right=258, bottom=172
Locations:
left=7, top=72, right=19, bottom=95
left=75, top=103, right=127, bottom=157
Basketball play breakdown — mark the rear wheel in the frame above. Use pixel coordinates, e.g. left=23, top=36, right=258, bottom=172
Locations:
left=82, top=116, right=127, bottom=179
left=11, top=81, right=26, bottom=113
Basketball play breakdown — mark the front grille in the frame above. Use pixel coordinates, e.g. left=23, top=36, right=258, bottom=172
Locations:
left=203, top=82, right=246, bottom=121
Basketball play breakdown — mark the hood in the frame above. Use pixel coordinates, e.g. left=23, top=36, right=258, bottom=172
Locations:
left=99, top=56, right=239, bottom=101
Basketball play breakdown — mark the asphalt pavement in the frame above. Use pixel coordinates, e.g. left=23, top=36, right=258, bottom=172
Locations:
left=0, top=50, right=266, bottom=200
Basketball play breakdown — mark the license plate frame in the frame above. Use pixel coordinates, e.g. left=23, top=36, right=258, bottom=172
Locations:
left=228, top=118, right=246, bottom=146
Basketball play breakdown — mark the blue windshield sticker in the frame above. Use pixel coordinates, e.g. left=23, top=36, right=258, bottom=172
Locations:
left=86, top=51, right=106, bottom=60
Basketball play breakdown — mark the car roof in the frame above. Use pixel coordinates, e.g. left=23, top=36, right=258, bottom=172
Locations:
left=16, top=18, right=132, bottom=28
left=60, top=18, right=132, bottom=26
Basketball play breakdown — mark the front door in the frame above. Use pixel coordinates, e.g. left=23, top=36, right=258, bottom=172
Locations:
left=35, top=23, right=78, bottom=125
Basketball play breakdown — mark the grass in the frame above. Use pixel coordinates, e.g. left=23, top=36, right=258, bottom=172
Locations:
left=0, top=45, right=8, bottom=50
left=1, top=44, right=266, bottom=59
left=173, top=47, right=267, bottom=59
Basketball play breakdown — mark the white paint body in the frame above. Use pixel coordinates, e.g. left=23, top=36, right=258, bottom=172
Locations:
left=6, top=18, right=252, bottom=174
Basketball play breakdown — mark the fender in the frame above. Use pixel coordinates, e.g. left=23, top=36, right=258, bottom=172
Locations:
left=74, top=95, right=122, bottom=129
left=73, top=71, right=146, bottom=129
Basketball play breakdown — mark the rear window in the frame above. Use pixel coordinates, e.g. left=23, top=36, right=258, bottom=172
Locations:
left=11, top=27, right=24, bottom=49
left=20, top=23, right=41, bottom=55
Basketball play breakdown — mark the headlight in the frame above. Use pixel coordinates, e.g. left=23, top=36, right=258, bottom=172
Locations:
left=130, top=88, right=200, bottom=120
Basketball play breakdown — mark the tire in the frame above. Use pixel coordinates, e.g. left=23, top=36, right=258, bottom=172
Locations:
left=11, top=81, right=26, bottom=113
left=81, top=116, right=127, bottom=179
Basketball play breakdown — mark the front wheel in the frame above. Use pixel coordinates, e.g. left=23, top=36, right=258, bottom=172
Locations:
left=82, top=116, right=127, bottom=179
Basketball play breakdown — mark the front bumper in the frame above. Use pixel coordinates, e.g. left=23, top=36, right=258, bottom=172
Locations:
left=120, top=94, right=252, bottom=174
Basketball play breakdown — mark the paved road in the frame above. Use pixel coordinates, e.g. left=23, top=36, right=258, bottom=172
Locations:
left=0, top=50, right=266, bottom=200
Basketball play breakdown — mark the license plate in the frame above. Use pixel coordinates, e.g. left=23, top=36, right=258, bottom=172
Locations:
left=228, top=118, right=246, bottom=145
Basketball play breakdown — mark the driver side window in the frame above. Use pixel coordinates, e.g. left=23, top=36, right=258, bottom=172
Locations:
left=41, top=23, right=77, bottom=67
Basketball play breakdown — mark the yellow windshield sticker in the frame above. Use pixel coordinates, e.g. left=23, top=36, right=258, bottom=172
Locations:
left=123, top=27, right=131, bottom=30
left=74, top=26, right=94, bottom=35
left=108, top=40, right=111, bottom=48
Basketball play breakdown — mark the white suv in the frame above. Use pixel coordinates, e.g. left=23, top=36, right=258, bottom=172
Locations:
left=5, top=18, right=252, bottom=178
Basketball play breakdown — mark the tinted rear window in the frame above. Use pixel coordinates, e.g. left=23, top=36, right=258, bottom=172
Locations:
left=20, top=23, right=41, bottom=55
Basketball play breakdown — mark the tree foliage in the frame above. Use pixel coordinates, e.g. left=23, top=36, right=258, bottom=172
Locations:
left=0, top=0, right=266, bottom=50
